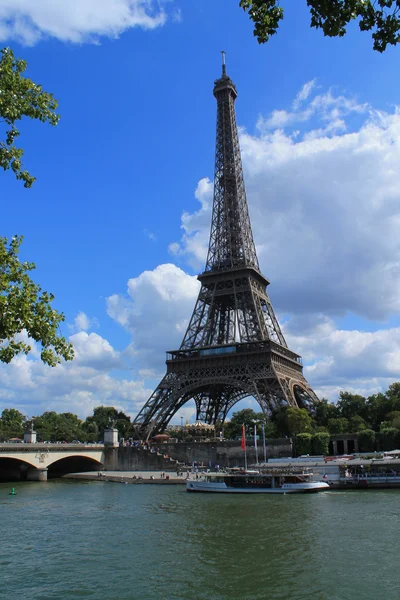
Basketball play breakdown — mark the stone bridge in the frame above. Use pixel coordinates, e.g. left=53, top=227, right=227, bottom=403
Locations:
left=0, top=443, right=117, bottom=481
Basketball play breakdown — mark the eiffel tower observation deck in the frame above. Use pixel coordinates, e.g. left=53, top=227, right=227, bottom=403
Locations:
left=133, top=54, right=319, bottom=440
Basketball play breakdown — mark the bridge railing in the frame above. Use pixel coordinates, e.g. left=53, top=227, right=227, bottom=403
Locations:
left=0, top=443, right=105, bottom=450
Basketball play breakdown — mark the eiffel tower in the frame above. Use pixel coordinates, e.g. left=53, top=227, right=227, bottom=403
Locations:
left=134, top=54, right=319, bottom=440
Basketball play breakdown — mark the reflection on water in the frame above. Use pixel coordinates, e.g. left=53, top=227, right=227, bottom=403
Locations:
left=1, top=481, right=400, bottom=600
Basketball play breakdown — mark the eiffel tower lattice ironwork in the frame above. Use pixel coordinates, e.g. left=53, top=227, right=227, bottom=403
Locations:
left=133, top=55, right=319, bottom=440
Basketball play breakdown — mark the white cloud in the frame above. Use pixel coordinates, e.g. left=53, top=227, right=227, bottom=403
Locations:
left=0, top=0, right=167, bottom=45
left=0, top=332, right=152, bottom=419
left=168, top=177, right=213, bottom=268
left=143, top=229, right=156, bottom=241
left=292, top=79, right=317, bottom=110
left=283, top=316, right=400, bottom=400
left=107, top=263, right=199, bottom=370
left=69, top=331, right=122, bottom=370
left=257, top=84, right=368, bottom=132
left=71, top=311, right=98, bottom=333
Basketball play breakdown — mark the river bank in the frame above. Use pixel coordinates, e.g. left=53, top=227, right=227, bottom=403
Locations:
left=63, top=470, right=187, bottom=484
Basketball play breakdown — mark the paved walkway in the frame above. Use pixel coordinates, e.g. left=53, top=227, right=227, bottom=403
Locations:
left=64, top=470, right=191, bottom=484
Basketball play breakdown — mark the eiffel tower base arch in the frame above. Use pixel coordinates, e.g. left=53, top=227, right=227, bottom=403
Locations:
left=133, top=343, right=319, bottom=441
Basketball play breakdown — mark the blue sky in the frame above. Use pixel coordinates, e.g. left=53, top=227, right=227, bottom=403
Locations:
left=1, top=0, right=400, bottom=421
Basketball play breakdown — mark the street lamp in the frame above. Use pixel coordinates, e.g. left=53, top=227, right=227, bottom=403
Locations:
left=180, top=416, right=184, bottom=441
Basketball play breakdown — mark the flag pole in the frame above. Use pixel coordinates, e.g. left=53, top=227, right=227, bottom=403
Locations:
left=262, top=424, right=267, bottom=463
left=241, top=424, right=247, bottom=471
left=254, top=424, right=258, bottom=464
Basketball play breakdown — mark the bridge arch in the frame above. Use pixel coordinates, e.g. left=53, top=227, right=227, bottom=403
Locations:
left=45, top=452, right=104, bottom=468
left=47, top=455, right=103, bottom=479
left=0, top=457, right=36, bottom=481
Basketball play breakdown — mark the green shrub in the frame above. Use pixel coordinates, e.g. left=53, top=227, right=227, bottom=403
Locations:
left=357, top=429, right=376, bottom=452
left=312, top=432, right=330, bottom=456
left=377, top=427, right=400, bottom=452
left=295, top=433, right=312, bottom=456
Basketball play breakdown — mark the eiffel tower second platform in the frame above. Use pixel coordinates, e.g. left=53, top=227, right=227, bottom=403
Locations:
left=133, top=57, right=319, bottom=440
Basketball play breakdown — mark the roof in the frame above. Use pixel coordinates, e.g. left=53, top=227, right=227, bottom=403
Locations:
left=186, top=421, right=214, bottom=429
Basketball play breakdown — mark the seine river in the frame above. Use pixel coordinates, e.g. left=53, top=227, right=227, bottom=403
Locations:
left=1, top=480, right=400, bottom=600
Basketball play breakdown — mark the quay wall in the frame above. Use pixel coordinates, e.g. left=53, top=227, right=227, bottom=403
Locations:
left=116, top=439, right=293, bottom=471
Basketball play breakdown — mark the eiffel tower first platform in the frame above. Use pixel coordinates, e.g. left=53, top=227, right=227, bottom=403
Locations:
left=133, top=55, right=319, bottom=440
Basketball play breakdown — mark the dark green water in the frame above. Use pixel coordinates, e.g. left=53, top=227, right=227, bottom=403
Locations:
left=1, top=481, right=399, bottom=600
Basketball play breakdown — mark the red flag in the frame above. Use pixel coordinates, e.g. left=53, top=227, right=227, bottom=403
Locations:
left=241, top=424, right=246, bottom=451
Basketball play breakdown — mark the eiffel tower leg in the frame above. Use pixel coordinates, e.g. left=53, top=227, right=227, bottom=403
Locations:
left=133, top=376, right=221, bottom=441
left=133, top=374, right=174, bottom=441
left=290, top=380, right=320, bottom=409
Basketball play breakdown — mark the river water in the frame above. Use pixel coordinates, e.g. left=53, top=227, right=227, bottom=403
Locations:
left=1, top=480, right=399, bottom=600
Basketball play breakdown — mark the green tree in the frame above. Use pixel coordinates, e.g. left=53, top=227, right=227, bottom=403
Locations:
left=34, top=411, right=85, bottom=442
left=116, top=417, right=131, bottom=439
left=386, top=411, right=400, bottom=430
left=240, top=1, right=400, bottom=52
left=337, top=392, right=368, bottom=421
left=0, top=408, right=26, bottom=439
left=223, top=408, right=259, bottom=439
left=314, top=399, right=338, bottom=428
left=376, top=427, right=400, bottom=452
left=312, top=432, right=330, bottom=456
left=295, top=432, right=312, bottom=456
left=348, top=416, right=368, bottom=433
left=85, top=406, right=131, bottom=440
left=83, top=421, right=99, bottom=443
left=327, top=418, right=349, bottom=434
left=366, top=392, right=392, bottom=430
left=385, top=382, right=400, bottom=412
left=357, top=429, right=376, bottom=452
left=0, top=236, right=74, bottom=365
left=286, top=407, right=312, bottom=436
left=0, top=47, right=59, bottom=187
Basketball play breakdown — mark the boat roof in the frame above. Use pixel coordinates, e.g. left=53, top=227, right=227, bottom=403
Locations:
left=204, top=468, right=313, bottom=477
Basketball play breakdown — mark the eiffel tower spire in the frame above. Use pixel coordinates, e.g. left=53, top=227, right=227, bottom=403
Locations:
left=180, top=56, right=286, bottom=350
left=206, top=52, right=259, bottom=272
left=133, top=59, right=319, bottom=440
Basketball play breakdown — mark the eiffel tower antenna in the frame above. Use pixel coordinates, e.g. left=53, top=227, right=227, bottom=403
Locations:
left=221, top=50, right=226, bottom=76
left=133, top=58, right=319, bottom=440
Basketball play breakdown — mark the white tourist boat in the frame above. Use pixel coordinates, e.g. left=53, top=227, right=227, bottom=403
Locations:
left=186, top=469, right=330, bottom=494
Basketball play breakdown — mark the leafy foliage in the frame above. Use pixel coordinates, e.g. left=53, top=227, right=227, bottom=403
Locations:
left=223, top=383, right=400, bottom=449
left=295, top=432, right=312, bottom=455
left=85, top=405, right=131, bottom=440
left=377, top=427, right=400, bottom=451
left=286, top=407, right=312, bottom=436
left=0, top=408, right=26, bottom=440
left=327, top=417, right=350, bottom=434
left=33, top=411, right=84, bottom=443
left=2, top=382, right=400, bottom=445
left=0, top=47, right=59, bottom=187
left=0, top=235, right=73, bottom=366
left=223, top=408, right=274, bottom=439
left=0, top=405, right=133, bottom=442
left=357, top=429, right=376, bottom=452
left=311, top=432, right=330, bottom=455
left=240, top=1, right=400, bottom=52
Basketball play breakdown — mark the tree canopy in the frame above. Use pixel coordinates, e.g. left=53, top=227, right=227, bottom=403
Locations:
left=0, top=235, right=73, bottom=366
left=240, top=1, right=400, bottom=52
left=0, top=405, right=132, bottom=443
left=1, top=382, right=400, bottom=452
left=0, top=47, right=59, bottom=187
